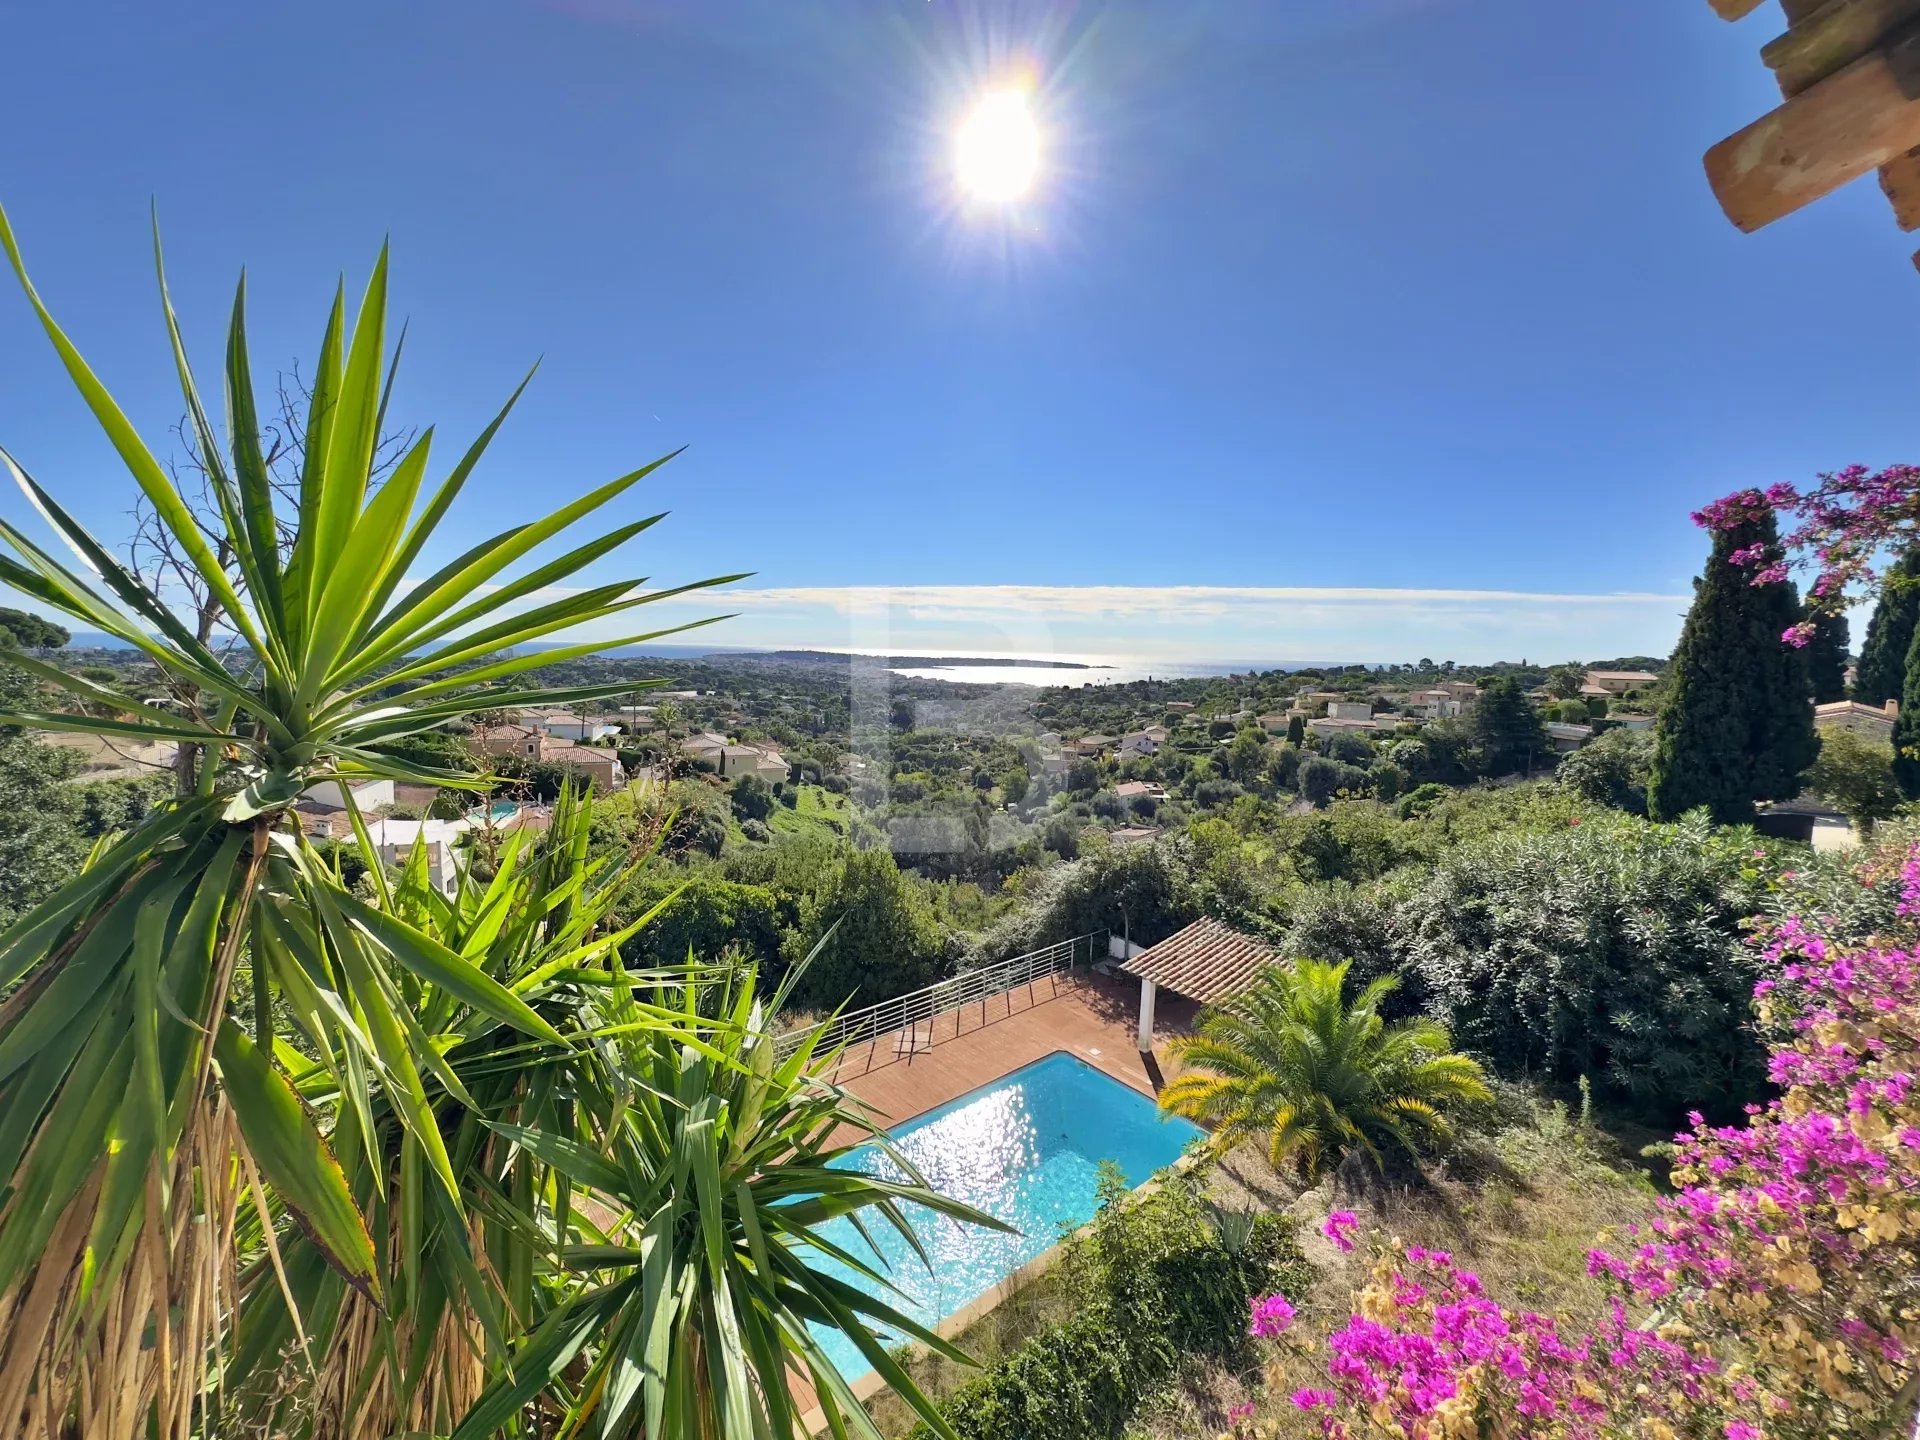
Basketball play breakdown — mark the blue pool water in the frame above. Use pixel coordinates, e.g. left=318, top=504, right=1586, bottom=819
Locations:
left=805, top=1051, right=1203, bottom=1380
left=467, top=799, right=520, bottom=822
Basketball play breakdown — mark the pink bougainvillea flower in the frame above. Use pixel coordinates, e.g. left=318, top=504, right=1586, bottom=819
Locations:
left=1249, top=1293, right=1296, bottom=1338
left=1322, top=1210, right=1359, bottom=1253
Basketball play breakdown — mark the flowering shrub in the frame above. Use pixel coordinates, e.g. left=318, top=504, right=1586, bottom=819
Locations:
left=1256, top=846, right=1920, bottom=1439
left=1694, top=467, right=1920, bottom=637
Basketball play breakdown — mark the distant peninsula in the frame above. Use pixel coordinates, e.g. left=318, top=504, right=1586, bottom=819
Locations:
left=761, top=650, right=1109, bottom=670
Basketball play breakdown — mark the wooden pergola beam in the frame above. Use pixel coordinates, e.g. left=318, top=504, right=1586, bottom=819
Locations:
left=1710, top=0, right=1771, bottom=19
left=1882, top=144, right=1920, bottom=224
left=1707, top=41, right=1920, bottom=229
left=1764, top=0, right=1920, bottom=95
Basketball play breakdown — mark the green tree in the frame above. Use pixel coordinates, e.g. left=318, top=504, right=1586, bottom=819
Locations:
left=1648, top=510, right=1818, bottom=823
left=1806, top=726, right=1901, bottom=833
left=1556, top=725, right=1655, bottom=815
left=1286, top=713, right=1306, bottom=746
left=1804, top=611, right=1850, bottom=705
left=729, top=772, right=774, bottom=822
left=1225, top=726, right=1268, bottom=787
left=1000, top=764, right=1029, bottom=804
left=786, top=847, right=943, bottom=1008
left=1544, top=664, right=1584, bottom=699
left=0, top=606, right=69, bottom=650
left=1299, top=755, right=1367, bottom=807
left=617, top=874, right=785, bottom=972
left=1854, top=548, right=1920, bottom=706
left=1159, top=959, right=1490, bottom=1179
left=0, top=663, right=89, bottom=932
left=1895, top=620, right=1920, bottom=799
left=1472, top=675, right=1548, bottom=777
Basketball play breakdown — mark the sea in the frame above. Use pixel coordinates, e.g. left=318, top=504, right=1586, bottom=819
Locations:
left=886, top=659, right=1330, bottom=688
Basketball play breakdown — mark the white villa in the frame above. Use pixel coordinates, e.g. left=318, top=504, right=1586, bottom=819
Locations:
left=1307, top=701, right=1402, bottom=737
left=518, top=708, right=619, bottom=743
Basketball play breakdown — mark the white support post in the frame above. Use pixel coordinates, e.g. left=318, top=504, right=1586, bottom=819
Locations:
left=1137, top=978, right=1157, bottom=1051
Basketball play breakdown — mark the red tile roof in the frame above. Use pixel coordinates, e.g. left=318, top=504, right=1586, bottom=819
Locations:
left=1118, top=917, right=1277, bottom=1003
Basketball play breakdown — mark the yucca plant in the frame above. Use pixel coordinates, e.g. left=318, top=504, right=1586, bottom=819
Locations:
left=225, top=790, right=664, bottom=1438
left=1160, top=958, right=1492, bottom=1179
left=0, top=207, right=742, bottom=1439
left=223, top=792, right=1004, bottom=1440
left=462, top=959, right=1009, bottom=1440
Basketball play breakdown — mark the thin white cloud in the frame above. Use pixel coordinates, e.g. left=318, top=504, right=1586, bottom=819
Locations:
left=605, top=582, right=1691, bottom=666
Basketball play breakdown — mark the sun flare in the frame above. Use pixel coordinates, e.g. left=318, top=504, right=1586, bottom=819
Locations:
left=954, top=89, right=1041, bottom=203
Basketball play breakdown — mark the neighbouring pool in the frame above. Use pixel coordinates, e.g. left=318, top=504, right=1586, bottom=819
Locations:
left=805, top=1051, right=1203, bottom=1382
left=467, top=799, right=520, bottom=822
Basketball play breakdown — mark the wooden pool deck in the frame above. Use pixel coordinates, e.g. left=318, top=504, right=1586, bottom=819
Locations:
left=818, top=968, right=1200, bottom=1138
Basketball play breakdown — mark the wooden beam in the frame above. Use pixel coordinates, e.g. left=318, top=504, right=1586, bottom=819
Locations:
left=1881, top=144, right=1920, bottom=224
left=1765, top=0, right=1920, bottom=95
left=1706, top=43, right=1920, bottom=229
left=1708, top=0, right=1769, bottom=18
left=1783, top=0, right=1835, bottom=19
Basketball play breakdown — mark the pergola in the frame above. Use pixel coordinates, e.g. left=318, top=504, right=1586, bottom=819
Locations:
left=1705, top=0, right=1920, bottom=263
left=1118, top=917, right=1278, bottom=1050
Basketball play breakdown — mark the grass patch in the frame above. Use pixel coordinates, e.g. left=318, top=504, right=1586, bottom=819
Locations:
left=769, top=783, right=849, bottom=841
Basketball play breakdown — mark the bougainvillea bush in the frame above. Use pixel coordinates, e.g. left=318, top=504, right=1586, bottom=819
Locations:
left=1234, top=840, right=1920, bottom=1440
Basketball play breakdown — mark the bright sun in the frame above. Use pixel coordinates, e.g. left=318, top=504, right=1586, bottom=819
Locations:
left=954, top=90, right=1041, bottom=203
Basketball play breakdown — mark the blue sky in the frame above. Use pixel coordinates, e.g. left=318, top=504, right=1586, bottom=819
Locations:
left=0, top=0, right=1913, bottom=666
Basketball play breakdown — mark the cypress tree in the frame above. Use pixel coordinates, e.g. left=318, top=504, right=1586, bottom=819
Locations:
left=1287, top=713, right=1306, bottom=746
left=1648, top=507, right=1819, bottom=824
left=1896, top=621, right=1920, bottom=799
left=1854, top=548, right=1920, bottom=705
left=1472, top=675, right=1548, bottom=776
left=1804, top=611, right=1850, bottom=705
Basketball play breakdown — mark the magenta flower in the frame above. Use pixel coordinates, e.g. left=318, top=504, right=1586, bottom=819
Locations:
left=1249, top=1293, right=1295, bottom=1338
left=1322, top=1210, right=1359, bottom=1253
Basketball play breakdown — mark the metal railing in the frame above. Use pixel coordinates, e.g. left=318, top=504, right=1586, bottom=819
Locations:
left=774, top=930, right=1109, bottom=1062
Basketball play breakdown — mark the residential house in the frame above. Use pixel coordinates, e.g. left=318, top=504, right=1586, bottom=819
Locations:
left=1109, top=825, right=1162, bottom=845
left=363, top=817, right=473, bottom=895
left=722, top=744, right=790, bottom=785
left=1815, top=698, right=1898, bottom=742
left=1257, top=712, right=1291, bottom=733
left=1612, top=713, right=1657, bottom=732
left=680, top=731, right=730, bottom=768
left=1113, top=780, right=1169, bottom=810
left=1163, top=701, right=1196, bottom=713
left=1072, top=734, right=1116, bottom=756
left=1544, top=721, right=1593, bottom=753
left=473, top=725, right=622, bottom=790
left=518, top=708, right=619, bottom=743
left=679, top=731, right=785, bottom=783
left=541, top=742, right=623, bottom=790
left=1306, top=701, right=1402, bottom=738
left=1583, top=669, right=1659, bottom=697
left=300, top=776, right=397, bottom=811
left=1140, top=724, right=1170, bottom=745
left=1407, top=688, right=1470, bottom=720
left=1435, top=681, right=1479, bottom=702
left=1116, top=730, right=1159, bottom=759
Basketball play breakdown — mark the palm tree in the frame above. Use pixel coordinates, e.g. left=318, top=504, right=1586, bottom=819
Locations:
left=1160, top=959, right=1490, bottom=1179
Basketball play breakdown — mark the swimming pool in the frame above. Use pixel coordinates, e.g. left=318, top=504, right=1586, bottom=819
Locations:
left=805, top=1051, right=1203, bottom=1381
left=467, top=799, right=520, bottom=822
